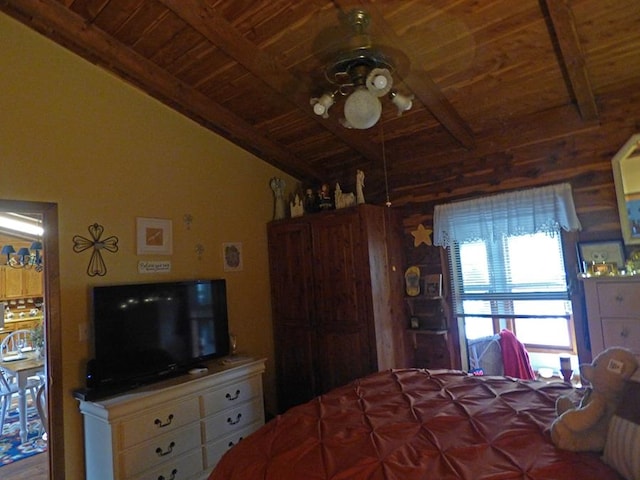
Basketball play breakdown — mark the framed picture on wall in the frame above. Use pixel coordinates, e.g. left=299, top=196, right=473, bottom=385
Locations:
left=223, top=242, right=243, bottom=272
left=136, top=217, right=173, bottom=255
left=577, top=240, right=625, bottom=271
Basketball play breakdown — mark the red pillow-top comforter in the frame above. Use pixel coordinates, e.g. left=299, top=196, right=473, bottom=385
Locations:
left=209, top=369, right=621, bottom=480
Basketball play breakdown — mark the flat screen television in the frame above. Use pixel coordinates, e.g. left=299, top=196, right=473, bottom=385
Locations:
left=86, top=279, right=230, bottom=395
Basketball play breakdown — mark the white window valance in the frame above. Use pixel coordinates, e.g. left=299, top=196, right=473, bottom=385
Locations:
left=433, top=183, right=582, bottom=248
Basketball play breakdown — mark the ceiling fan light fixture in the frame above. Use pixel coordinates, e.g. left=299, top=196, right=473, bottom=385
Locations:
left=390, top=91, right=414, bottom=116
left=311, top=9, right=413, bottom=129
left=343, top=87, right=382, bottom=129
left=366, top=68, right=393, bottom=97
left=311, top=92, right=335, bottom=118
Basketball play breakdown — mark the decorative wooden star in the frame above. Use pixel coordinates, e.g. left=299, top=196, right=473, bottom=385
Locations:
left=411, top=224, right=433, bottom=247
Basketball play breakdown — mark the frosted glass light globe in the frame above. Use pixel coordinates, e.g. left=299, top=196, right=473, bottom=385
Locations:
left=313, top=103, right=326, bottom=116
left=343, top=87, right=382, bottom=129
left=373, top=75, right=388, bottom=90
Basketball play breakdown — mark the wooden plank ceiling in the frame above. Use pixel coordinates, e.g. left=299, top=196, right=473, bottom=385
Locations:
left=2, top=0, right=639, bottom=205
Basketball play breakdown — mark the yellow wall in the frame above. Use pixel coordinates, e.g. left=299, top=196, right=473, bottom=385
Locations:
left=0, top=13, right=297, bottom=478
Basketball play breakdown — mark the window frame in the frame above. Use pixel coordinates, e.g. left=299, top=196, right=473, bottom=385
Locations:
left=449, top=232, right=576, bottom=354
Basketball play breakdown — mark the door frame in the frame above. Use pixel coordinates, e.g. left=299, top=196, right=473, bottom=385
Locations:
left=0, top=199, right=64, bottom=479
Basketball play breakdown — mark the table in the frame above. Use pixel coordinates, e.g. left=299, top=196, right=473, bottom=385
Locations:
left=0, top=353, right=44, bottom=443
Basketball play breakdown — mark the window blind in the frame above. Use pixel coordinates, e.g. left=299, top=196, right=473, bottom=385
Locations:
left=434, top=184, right=581, bottom=348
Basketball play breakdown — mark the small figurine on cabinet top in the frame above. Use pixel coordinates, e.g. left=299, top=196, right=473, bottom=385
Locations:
left=290, top=194, right=304, bottom=218
left=270, top=177, right=287, bottom=220
left=334, top=183, right=356, bottom=209
left=304, top=188, right=318, bottom=213
left=317, top=183, right=334, bottom=210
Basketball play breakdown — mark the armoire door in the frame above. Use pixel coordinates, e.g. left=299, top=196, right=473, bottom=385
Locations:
left=267, top=221, right=317, bottom=412
left=311, top=211, right=375, bottom=394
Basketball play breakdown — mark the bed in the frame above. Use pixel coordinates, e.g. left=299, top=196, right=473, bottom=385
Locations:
left=209, top=369, right=623, bottom=480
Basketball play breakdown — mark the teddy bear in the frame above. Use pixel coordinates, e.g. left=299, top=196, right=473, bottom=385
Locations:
left=550, top=346, right=638, bottom=452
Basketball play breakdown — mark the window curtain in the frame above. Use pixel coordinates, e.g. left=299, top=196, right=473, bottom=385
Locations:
left=433, top=183, right=582, bottom=248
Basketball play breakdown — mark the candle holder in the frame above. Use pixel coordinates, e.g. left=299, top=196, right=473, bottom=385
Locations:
left=560, top=368, right=573, bottom=383
left=559, top=356, right=572, bottom=383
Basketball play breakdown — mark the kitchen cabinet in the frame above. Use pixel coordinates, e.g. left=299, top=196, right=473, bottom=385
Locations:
left=0, top=266, right=43, bottom=299
left=23, top=269, right=43, bottom=296
left=268, top=204, right=407, bottom=413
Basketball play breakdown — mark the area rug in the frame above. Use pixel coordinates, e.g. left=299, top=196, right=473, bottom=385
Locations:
left=0, top=402, right=47, bottom=466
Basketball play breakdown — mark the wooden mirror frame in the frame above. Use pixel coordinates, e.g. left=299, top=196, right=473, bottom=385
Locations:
left=612, top=134, right=640, bottom=246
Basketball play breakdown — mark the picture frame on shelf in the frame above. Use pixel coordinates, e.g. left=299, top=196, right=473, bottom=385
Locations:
left=577, top=240, right=625, bottom=272
left=587, top=262, right=618, bottom=276
left=136, top=217, right=173, bottom=255
left=424, top=274, right=443, bottom=298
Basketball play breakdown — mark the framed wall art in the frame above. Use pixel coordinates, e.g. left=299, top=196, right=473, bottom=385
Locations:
left=136, top=217, right=173, bottom=255
left=577, top=240, right=625, bottom=271
left=425, top=274, right=443, bottom=298
left=223, top=242, right=243, bottom=272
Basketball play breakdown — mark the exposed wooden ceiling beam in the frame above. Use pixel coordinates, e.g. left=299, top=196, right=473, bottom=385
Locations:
left=542, top=0, right=599, bottom=121
left=0, top=0, right=324, bottom=181
left=333, top=0, right=475, bottom=150
left=160, top=0, right=384, bottom=164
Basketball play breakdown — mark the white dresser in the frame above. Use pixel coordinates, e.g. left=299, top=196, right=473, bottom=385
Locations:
left=583, top=277, right=640, bottom=358
left=77, top=358, right=266, bottom=480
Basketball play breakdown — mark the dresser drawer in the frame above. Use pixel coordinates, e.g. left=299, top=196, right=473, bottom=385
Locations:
left=602, top=319, right=640, bottom=353
left=120, top=397, right=200, bottom=449
left=121, top=422, right=202, bottom=478
left=204, top=422, right=262, bottom=469
left=130, top=449, right=203, bottom=480
left=596, top=283, right=640, bottom=317
left=201, top=376, right=262, bottom=416
left=203, top=398, right=263, bottom=441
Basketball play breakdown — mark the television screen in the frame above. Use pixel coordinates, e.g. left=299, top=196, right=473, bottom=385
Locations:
left=89, top=279, right=230, bottom=390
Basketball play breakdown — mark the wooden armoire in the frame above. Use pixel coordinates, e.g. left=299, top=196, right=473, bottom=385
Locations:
left=267, top=204, right=408, bottom=413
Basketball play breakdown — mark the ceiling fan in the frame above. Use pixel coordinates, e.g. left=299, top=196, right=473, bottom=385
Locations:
left=310, top=8, right=414, bottom=130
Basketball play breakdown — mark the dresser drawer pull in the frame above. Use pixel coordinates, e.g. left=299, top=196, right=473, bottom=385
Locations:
left=620, top=327, right=630, bottom=339
left=228, top=437, right=244, bottom=448
left=155, top=441, right=176, bottom=457
left=227, top=413, right=242, bottom=425
left=158, top=468, right=177, bottom=480
left=225, top=389, right=241, bottom=401
left=615, top=294, right=624, bottom=302
left=154, top=414, right=174, bottom=428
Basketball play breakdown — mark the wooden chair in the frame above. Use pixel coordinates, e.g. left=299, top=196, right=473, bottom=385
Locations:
left=0, top=367, right=20, bottom=434
left=0, top=366, right=42, bottom=435
left=35, top=383, right=47, bottom=439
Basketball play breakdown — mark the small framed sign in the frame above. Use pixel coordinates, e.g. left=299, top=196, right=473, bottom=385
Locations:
left=136, top=217, right=173, bottom=255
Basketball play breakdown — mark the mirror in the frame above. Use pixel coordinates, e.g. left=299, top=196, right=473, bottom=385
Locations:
left=612, top=134, right=640, bottom=245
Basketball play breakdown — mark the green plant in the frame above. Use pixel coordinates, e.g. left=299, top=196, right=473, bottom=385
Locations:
left=32, top=320, right=44, bottom=349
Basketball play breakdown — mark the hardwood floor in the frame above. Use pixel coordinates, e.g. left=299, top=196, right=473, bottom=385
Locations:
left=1, top=451, right=49, bottom=479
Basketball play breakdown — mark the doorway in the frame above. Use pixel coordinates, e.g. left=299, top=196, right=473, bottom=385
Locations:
left=0, top=200, right=63, bottom=479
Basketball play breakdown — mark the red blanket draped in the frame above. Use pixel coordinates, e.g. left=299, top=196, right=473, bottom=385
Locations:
left=499, top=328, right=536, bottom=380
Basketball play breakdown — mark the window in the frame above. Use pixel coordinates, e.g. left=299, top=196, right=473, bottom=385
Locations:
left=449, top=232, right=575, bottom=352
left=433, top=183, right=582, bottom=355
